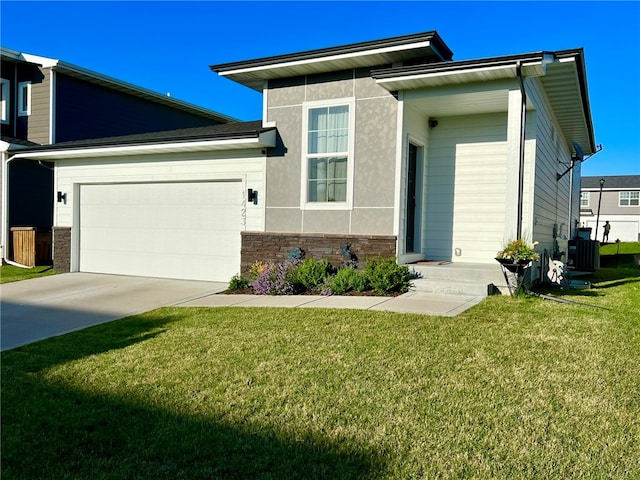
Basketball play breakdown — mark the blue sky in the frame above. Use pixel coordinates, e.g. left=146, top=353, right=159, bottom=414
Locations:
left=1, top=1, right=639, bottom=176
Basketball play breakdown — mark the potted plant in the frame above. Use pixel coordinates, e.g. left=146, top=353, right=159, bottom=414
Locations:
left=495, top=239, right=540, bottom=294
left=496, top=238, right=540, bottom=265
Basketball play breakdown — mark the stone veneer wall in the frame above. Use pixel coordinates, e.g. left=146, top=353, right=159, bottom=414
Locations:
left=241, top=231, right=397, bottom=274
left=53, top=227, right=71, bottom=273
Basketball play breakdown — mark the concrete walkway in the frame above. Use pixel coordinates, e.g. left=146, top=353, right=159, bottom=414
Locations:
left=1, top=272, right=485, bottom=351
left=179, top=290, right=485, bottom=316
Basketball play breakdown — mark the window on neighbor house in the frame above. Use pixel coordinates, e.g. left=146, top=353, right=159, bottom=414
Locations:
left=619, top=191, right=639, bottom=206
left=0, top=79, right=9, bottom=124
left=580, top=192, right=589, bottom=207
left=18, top=81, right=31, bottom=116
left=302, top=99, right=354, bottom=208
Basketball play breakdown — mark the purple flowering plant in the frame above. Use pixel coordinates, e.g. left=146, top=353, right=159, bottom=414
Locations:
left=251, top=262, right=295, bottom=295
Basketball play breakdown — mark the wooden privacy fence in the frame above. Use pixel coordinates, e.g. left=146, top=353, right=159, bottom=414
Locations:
left=11, top=227, right=52, bottom=267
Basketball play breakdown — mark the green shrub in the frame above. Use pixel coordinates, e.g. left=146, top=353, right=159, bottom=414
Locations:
left=364, top=257, right=413, bottom=295
left=228, top=274, right=250, bottom=291
left=329, top=267, right=368, bottom=295
left=293, top=258, right=332, bottom=291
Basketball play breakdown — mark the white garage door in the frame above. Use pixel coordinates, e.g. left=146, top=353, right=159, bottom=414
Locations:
left=585, top=220, right=640, bottom=242
left=79, top=181, right=242, bottom=281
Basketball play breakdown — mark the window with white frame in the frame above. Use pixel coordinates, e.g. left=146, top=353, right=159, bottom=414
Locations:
left=18, top=81, right=31, bottom=116
left=580, top=191, right=589, bottom=207
left=619, top=191, right=639, bottom=206
left=0, top=79, right=9, bottom=124
left=302, top=98, right=354, bottom=208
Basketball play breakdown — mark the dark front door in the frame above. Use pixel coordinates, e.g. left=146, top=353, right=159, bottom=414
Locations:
left=406, top=144, right=418, bottom=253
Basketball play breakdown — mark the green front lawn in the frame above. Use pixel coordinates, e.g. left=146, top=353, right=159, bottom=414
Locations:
left=2, top=269, right=639, bottom=479
left=0, top=264, right=56, bottom=284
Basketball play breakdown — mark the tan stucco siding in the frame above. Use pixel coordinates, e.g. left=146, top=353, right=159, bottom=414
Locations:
left=350, top=208, right=394, bottom=235
left=266, top=105, right=303, bottom=209
left=353, top=96, right=397, bottom=208
left=265, top=71, right=398, bottom=235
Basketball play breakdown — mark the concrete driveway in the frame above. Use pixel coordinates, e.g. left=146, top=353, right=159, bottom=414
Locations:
left=1, top=273, right=227, bottom=351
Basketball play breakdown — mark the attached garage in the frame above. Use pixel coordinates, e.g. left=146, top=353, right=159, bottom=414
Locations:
left=79, top=181, right=242, bottom=281
left=9, top=123, right=275, bottom=281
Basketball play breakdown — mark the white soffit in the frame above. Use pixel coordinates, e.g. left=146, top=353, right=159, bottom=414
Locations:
left=404, top=89, right=512, bottom=117
left=218, top=41, right=437, bottom=90
left=378, top=55, right=593, bottom=154
left=375, top=62, right=545, bottom=91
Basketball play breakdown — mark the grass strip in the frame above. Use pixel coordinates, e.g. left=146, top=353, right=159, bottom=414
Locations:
left=0, top=265, right=56, bottom=284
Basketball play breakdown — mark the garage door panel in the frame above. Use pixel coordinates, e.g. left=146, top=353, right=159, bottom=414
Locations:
left=79, top=182, right=242, bottom=281
left=81, top=228, right=240, bottom=256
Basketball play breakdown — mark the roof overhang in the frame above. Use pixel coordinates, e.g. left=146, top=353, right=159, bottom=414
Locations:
left=9, top=130, right=277, bottom=161
left=372, top=49, right=596, bottom=155
left=211, top=31, right=454, bottom=91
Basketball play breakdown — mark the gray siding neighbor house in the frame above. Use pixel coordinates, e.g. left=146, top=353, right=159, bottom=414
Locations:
left=1, top=47, right=234, bottom=265
left=8, top=31, right=597, bottom=282
left=580, top=175, right=640, bottom=242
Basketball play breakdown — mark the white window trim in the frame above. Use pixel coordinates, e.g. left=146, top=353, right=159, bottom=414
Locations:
left=580, top=191, right=589, bottom=207
left=0, top=79, right=9, bottom=124
left=18, top=81, right=31, bottom=116
left=619, top=191, right=640, bottom=207
left=300, top=97, right=356, bottom=211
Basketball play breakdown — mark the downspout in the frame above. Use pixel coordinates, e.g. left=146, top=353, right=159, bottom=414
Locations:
left=1, top=149, right=7, bottom=263
left=516, top=61, right=527, bottom=239
left=1, top=153, right=32, bottom=268
left=568, top=160, right=574, bottom=239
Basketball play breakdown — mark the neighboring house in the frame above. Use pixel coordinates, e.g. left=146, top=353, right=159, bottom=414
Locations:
left=1, top=47, right=235, bottom=264
left=8, top=31, right=596, bottom=283
left=580, top=175, right=640, bottom=242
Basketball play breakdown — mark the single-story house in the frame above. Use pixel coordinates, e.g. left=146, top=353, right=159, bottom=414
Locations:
left=7, top=31, right=596, bottom=282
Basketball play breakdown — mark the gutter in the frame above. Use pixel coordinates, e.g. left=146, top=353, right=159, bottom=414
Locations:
left=9, top=130, right=277, bottom=161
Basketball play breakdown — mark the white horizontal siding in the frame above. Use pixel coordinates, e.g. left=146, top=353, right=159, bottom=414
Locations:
left=527, top=77, right=572, bottom=256
left=425, top=113, right=508, bottom=263
left=55, top=149, right=266, bottom=231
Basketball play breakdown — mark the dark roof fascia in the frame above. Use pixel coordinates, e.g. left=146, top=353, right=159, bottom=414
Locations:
left=0, top=47, right=24, bottom=62
left=581, top=175, right=640, bottom=190
left=0, top=47, right=238, bottom=124
left=1, top=136, right=41, bottom=148
left=9, top=122, right=273, bottom=153
left=210, top=30, right=454, bottom=74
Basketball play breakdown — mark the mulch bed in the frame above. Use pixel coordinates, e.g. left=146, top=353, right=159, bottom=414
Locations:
left=220, top=288, right=403, bottom=297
